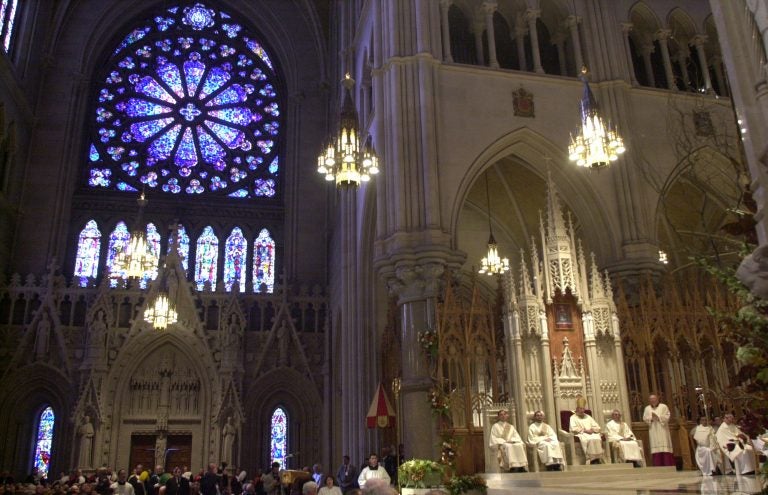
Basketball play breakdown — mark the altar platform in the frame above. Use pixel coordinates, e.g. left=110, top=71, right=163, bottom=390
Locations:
left=480, top=464, right=763, bottom=494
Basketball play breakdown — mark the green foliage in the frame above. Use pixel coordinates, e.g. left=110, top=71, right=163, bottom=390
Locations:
left=444, top=475, right=488, bottom=495
left=398, top=459, right=444, bottom=488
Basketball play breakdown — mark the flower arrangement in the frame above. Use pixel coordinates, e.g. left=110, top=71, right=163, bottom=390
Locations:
left=440, top=432, right=461, bottom=467
left=444, top=475, right=487, bottom=495
left=398, top=459, right=444, bottom=488
left=428, top=387, right=450, bottom=416
left=417, top=329, right=438, bottom=357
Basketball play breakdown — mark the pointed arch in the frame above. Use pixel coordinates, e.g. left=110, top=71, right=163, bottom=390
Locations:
left=252, top=228, right=275, bottom=293
left=74, top=220, right=102, bottom=287
left=167, top=224, right=190, bottom=273
left=195, top=226, right=219, bottom=291
left=33, top=406, right=55, bottom=477
left=0, top=0, right=19, bottom=52
left=224, top=227, right=247, bottom=293
left=270, top=406, right=288, bottom=468
left=106, top=221, right=130, bottom=284
left=139, top=222, right=162, bottom=289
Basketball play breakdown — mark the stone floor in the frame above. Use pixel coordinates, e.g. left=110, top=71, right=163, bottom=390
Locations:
left=481, top=465, right=765, bottom=494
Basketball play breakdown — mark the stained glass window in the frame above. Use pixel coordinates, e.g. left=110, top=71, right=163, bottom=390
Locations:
left=0, top=0, right=19, bottom=53
left=106, top=221, right=131, bottom=285
left=88, top=2, right=281, bottom=198
left=74, top=220, right=102, bottom=287
left=195, top=226, right=218, bottom=290
left=33, top=406, right=54, bottom=478
left=168, top=224, right=190, bottom=272
left=252, top=228, right=275, bottom=293
left=270, top=407, right=287, bottom=469
left=224, top=227, right=247, bottom=292
left=139, top=223, right=162, bottom=289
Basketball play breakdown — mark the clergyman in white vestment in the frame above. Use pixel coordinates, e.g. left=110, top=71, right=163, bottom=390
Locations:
left=605, top=410, right=643, bottom=466
left=489, top=410, right=528, bottom=472
left=690, top=416, right=721, bottom=476
left=569, top=405, right=603, bottom=464
left=716, top=414, right=756, bottom=475
left=642, top=394, right=675, bottom=466
left=527, top=410, right=564, bottom=471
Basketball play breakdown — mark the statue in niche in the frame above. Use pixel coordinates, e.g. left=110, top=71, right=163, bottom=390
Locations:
left=155, top=431, right=167, bottom=468
left=34, top=312, right=51, bottom=361
left=87, top=311, right=108, bottom=362
left=221, top=416, right=236, bottom=463
left=223, top=316, right=240, bottom=365
left=78, top=415, right=95, bottom=468
left=277, top=322, right=289, bottom=366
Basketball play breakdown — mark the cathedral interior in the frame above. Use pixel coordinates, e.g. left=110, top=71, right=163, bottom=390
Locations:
left=0, top=0, right=766, bottom=483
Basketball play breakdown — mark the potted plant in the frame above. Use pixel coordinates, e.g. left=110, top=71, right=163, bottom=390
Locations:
left=398, top=459, right=444, bottom=494
left=444, top=474, right=487, bottom=495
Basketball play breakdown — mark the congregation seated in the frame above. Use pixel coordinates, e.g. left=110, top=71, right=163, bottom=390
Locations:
left=716, top=413, right=756, bottom=475
left=489, top=410, right=528, bottom=472
left=690, top=416, right=721, bottom=476
left=604, top=410, right=643, bottom=467
left=568, top=401, right=604, bottom=464
left=527, top=410, right=564, bottom=471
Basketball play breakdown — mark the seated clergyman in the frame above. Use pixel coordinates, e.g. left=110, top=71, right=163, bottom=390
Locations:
left=569, top=398, right=603, bottom=464
left=716, top=414, right=756, bottom=475
left=605, top=410, right=643, bottom=467
left=489, top=410, right=528, bottom=472
left=690, top=416, right=721, bottom=476
left=528, top=410, right=564, bottom=471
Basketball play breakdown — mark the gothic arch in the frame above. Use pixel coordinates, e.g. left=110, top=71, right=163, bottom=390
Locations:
left=451, top=127, right=619, bottom=265
left=242, top=367, right=323, bottom=471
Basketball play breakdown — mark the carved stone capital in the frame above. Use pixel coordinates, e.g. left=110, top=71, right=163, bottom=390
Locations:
left=692, top=34, right=708, bottom=47
left=387, top=262, right=445, bottom=303
left=565, top=15, right=581, bottom=29
left=439, top=0, right=452, bottom=9
left=480, top=1, right=498, bottom=16
left=525, top=9, right=541, bottom=22
left=620, top=22, right=633, bottom=34
left=655, top=29, right=672, bottom=42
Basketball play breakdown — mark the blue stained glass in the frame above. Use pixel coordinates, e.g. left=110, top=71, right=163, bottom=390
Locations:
left=90, top=3, right=280, bottom=196
left=107, top=222, right=131, bottom=283
left=130, top=117, right=174, bottom=143
left=124, top=99, right=172, bottom=118
left=205, top=85, right=247, bottom=106
left=175, top=225, right=190, bottom=272
left=197, top=127, right=226, bottom=166
left=254, top=178, right=276, bottom=197
left=228, top=189, right=248, bottom=198
left=148, top=124, right=182, bottom=159
left=157, top=62, right=185, bottom=99
left=208, top=107, right=252, bottom=126
left=33, top=407, right=55, bottom=478
left=175, top=127, right=198, bottom=168
left=205, top=120, right=245, bottom=149
left=253, top=228, right=275, bottom=293
left=224, top=227, right=247, bottom=292
left=74, top=220, right=101, bottom=287
left=183, top=55, right=206, bottom=96
left=195, top=226, right=218, bottom=290
left=270, top=407, right=287, bottom=468
left=183, top=3, right=215, bottom=30
left=199, top=67, right=230, bottom=99
left=268, top=157, right=278, bottom=174
left=117, top=182, right=138, bottom=192
left=89, top=168, right=112, bottom=187
left=134, top=76, right=177, bottom=104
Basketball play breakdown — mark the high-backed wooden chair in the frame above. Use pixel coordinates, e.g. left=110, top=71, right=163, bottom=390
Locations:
left=482, top=402, right=513, bottom=473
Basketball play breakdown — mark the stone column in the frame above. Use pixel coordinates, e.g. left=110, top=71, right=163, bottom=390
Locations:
left=473, top=19, right=485, bottom=65
left=566, top=16, right=584, bottom=74
left=552, top=33, right=567, bottom=76
left=482, top=1, right=499, bottom=68
left=526, top=9, right=544, bottom=74
left=620, top=23, right=638, bottom=85
left=692, top=34, right=714, bottom=93
left=515, top=22, right=528, bottom=71
left=655, top=29, right=676, bottom=90
left=439, top=0, right=453, bottom=63
left=710, top=54, right=727, bottom=96
left=675, top=47, right=691, bottom=90
left=640, top=43, right=655, bottom=87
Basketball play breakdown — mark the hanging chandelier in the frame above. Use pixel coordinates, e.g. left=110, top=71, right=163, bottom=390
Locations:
left=568, top=67, right=625, bottom=169
left=144, top=292, right=178, bottom=330
left=317, top=74, right=379, bottom=187
left=112, top=192, right=158, bottom=279
left=478, top=170, right=510, bottom=275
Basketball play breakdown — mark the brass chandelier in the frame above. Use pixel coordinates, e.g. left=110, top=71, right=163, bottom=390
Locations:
left=111, top=192, right=158, bottom=279
left=143, top=225, right=183, bottom=330
left=317, top=74, right=379, bottom=187
left=478, top=170, right=510, bottom=276
left=568, top=67, right=625, bottom=169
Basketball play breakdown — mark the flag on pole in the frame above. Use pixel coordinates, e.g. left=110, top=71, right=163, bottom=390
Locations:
left=366, top=383, right=396, bottom=428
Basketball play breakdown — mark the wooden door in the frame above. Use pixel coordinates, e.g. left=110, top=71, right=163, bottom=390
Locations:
left=129, top=435, right=156, bottom=471
left=166, top=435, right=192, bottom=472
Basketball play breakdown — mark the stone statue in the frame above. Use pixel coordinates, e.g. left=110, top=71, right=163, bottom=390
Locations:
left=277, top=322, right=289, bottom=366
left=78, top=415, right=95, bottom=468
left=222, top=416, right=236, bottom=463
left=737, top=244, right=768, bottom=300
left=155, top=431, right=167, bottom=467
left=86, top=311, right=107, bottom=363
left=34, top=312, right=51, bottom=361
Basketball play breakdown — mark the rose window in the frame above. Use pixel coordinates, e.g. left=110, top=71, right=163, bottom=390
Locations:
left=88, top=3, right=280, bottom=198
